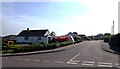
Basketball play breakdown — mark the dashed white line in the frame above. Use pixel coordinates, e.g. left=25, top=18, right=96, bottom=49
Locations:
left=43, top=61, right=50, bottom=62
left=98, top=62, right=112, bottom=65
left=83, top=61, right=95, bottom=64
left=116, top=63, right=120, bottom=66
left=33, top=59, right=40, bottom=62
left=67, top=62, right=78, bottom=64
left=82, top=63, right=94, bottom=66
left=116, top=63, right=120, bottom=68
left=81, top=61, right=95, bottom=66
left=98, top=65, right=112, bottom=67
left=54, top=61, right=63, bottom=64
left=98, top=62, right=112, bottom=67
left=25, top=59, right=31, bottom=61
left=71, top=60, right=80, bottom=62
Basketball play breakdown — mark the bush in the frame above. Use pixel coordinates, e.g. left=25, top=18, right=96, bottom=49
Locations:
left=2, top=41, right=74, bottom=53
left=2, top=46, right=9, bottom=50
left=61, top=41, right=73, bottom=46
left=109, top=33, right=120, bottom=50
left=48, top=42, right=60, bottom=49
left=7, top=50, right=14, bottom=53
left=38, top=41, right=48, bottom=49
left=75, top=39, right=82, bottom=43
left=103, top=36, right=110, bottom=43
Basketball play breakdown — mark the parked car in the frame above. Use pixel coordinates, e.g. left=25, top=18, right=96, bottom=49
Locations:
left=55, top=35, right=75, bottom=42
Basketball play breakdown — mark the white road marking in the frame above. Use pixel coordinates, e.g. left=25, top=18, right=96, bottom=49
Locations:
left=67, top=62, right=78, bottom=65
left=98, top=62, right=112, bottom=67
left=82, top=63, right=94, bottom=66
left=69, top=53, right=81, bottom=61
left=116, top=63, right=120, bottom=66
left=118, top=66, right=120, bottom=68
left=25, top=59, right=31, bottom=61
left=81, top=61, right=95, bottom=66
left=98, top=62, right=112, bottom=65
left=71, top=60, right=80, bottom=62
left=67, top=53, right=80, bottom=64
left=98, top=65, right=112, bottom=67
left=83, top=61, right=95, bottom=64
left=116, top=63, right=120, bottom=68
left=54, top=61, right=63, bottom=64
left=33, top=59, right=40, bottom=62
left=43, top=61, right=50, bottom=62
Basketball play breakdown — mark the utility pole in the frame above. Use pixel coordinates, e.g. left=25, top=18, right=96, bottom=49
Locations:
left=113, top=20, right=114, bottom=35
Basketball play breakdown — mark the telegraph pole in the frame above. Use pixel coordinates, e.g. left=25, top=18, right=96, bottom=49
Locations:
left=113, top=20, right=114, bottom=35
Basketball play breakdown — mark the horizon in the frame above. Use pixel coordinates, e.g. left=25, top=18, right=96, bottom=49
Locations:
left=1, top=27, right=113, bottom=37
left=2, top=0, right=119, bottom=37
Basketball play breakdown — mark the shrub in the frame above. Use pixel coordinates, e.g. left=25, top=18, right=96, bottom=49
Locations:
left=2, top=46, right=9, bottom=50
left=61, top=41, right=73, bottom=46
left=38, top=41, right=48, bottom=49
left=48, top=42, right=60, bottom=49
left=7, top=50, right=14, bottom=53
left=103, top=36, right=110, bottom=43
left=75, top=39, right=82, bottom=43
left=2, top=41, right=74, bottom=53
left=109, top=33, right=120, bottom=49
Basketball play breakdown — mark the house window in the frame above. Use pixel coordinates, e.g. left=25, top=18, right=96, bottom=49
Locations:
left=38, top=37, right=41, bottom=40
left=25, top=37, right=29, bottom=40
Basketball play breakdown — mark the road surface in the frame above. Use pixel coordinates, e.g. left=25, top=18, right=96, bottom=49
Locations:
left=2, top=40, right=119, bottom=68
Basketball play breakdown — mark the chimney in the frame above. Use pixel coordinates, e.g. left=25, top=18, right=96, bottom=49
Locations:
left=27, top=28, right=29, bottom=32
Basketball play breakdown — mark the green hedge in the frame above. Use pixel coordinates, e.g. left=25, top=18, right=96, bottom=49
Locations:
left=2, top=41, right=75, bottom=53
left=109, top=33, right=120, bottom=50
left=103, top=36, right=110, bottom=43
left=75, top=39, right=83, bottom=43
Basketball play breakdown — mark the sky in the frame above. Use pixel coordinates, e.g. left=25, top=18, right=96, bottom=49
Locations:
left=1, top=0, right=120, bottom=36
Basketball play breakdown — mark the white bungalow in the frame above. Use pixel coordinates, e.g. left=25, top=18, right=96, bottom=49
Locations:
left=17, top=28, right=52, bottom=44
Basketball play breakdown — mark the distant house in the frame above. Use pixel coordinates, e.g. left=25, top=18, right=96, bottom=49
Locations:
left=78, top=34, right=86, bottom=38
left=2, top=35, right=16, bottom=41
left=95, top=34, right=104, bottom=39
left=67, top=32, right=81, bottom=39
left=17, top=28, right=53, bottom=44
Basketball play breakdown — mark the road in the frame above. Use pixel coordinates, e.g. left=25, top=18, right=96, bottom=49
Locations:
left=2, top=40, right=119, bottom=68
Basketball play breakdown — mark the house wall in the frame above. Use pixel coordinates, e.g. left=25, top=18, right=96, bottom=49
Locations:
left=44, top=31, right=51, bottom=36
left=17, top=36, right=48, bottom=44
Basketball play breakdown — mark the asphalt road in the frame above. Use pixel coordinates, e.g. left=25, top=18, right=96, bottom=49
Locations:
left=2, top=40, right=119, bottom=68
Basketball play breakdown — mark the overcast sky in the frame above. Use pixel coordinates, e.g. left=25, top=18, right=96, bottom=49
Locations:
left=2, top=0, right=120, bottom=36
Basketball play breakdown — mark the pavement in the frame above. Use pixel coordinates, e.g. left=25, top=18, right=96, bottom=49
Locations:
left=1, top=42, right=83, bottom=57
left=101, top=41, right=120, bottom=55
left=2, top=40, right=119, bottom=68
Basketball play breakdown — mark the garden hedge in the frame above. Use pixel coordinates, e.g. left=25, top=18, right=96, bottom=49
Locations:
left=109, top=33, right=120, bottom=50
left=103, top=36, right=110, bottom=43
left=2, top=41, right=75, bottom=53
